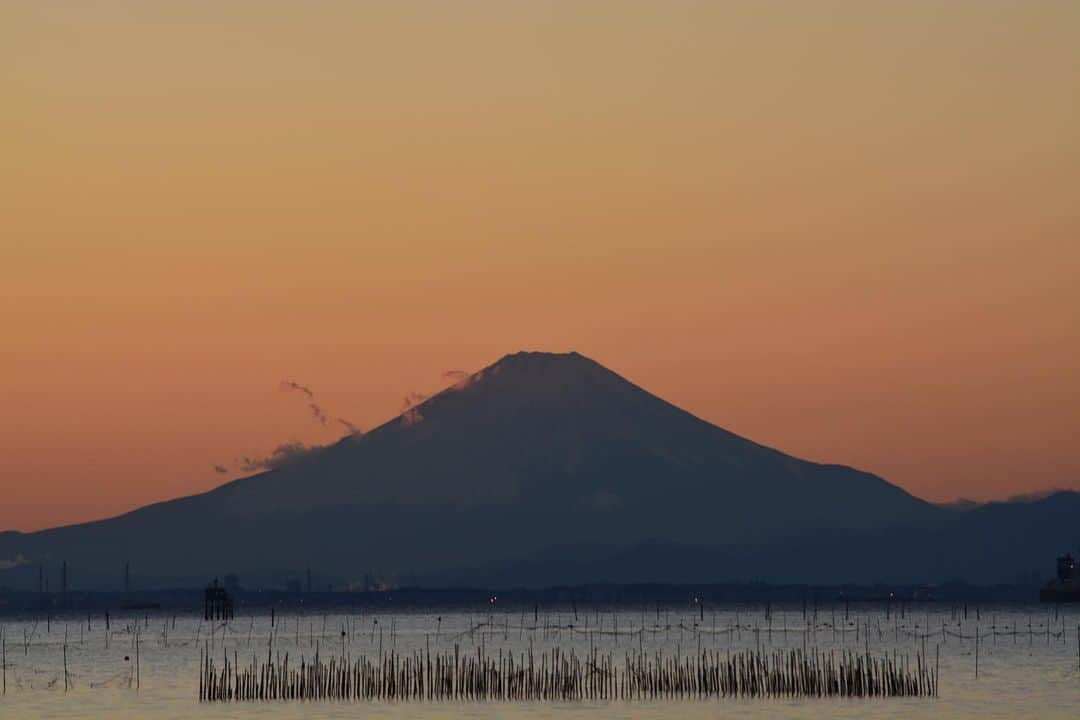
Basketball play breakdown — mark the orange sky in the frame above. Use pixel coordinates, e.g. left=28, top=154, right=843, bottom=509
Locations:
left=2, top=1, right=1078, bottom=532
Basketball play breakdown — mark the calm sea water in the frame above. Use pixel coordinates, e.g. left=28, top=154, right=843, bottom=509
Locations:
left=1, top=604, right=1077, bottom=718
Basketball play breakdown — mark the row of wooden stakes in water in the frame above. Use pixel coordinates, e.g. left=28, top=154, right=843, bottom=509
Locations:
left=199, top=644, right=939, bottom=702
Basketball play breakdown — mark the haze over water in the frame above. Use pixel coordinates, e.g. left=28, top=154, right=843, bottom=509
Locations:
left=2, top=605, right=1077, bottom=719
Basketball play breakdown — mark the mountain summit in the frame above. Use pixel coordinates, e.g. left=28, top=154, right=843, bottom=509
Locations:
left=1, top=351, right=1076, bottom=589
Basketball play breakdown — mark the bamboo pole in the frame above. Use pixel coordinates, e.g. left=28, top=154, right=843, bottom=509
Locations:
left=197, top=644, right=935, bottom=703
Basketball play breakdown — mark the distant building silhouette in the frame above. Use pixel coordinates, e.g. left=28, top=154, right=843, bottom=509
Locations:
left=204, top=578, right=234, bottom=619
left=1040, top=554, right=1079, bottom=602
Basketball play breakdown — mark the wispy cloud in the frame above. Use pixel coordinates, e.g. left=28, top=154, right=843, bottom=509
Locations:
left=279, top=380, right=315, bottom=399
left=281, top=379, right=332, bottom=427
left=214, top=379, right=359, bottom=475
left=308, top=402, right=328, bottom=426
left=400, top=392, right=428, bottom=428
left=241, top=441, right=321, bottom=472
left=399, top=368, right=483, bottom=429
left=337, top=417, right=362, bottom=436
left=443, top=367, right=485, bottom=390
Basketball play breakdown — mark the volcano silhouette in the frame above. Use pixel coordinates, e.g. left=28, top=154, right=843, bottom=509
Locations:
left=2, top=351, right=1076, bottom=589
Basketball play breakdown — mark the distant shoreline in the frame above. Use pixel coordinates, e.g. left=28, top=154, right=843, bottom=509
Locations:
left=0, top=580, right=1059, bottom=616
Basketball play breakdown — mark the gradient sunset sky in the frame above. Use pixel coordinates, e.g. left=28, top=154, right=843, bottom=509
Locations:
left=2, top=1, right=1078, bottom=532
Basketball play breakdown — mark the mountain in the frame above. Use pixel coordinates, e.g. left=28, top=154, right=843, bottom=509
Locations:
left=1, top=351, right=1076, bottom=590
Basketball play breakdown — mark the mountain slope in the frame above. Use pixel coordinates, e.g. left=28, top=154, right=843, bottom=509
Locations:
left=0, top=351, right=1071, bottom=590
left=220, top=351, right=934, bottom=526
